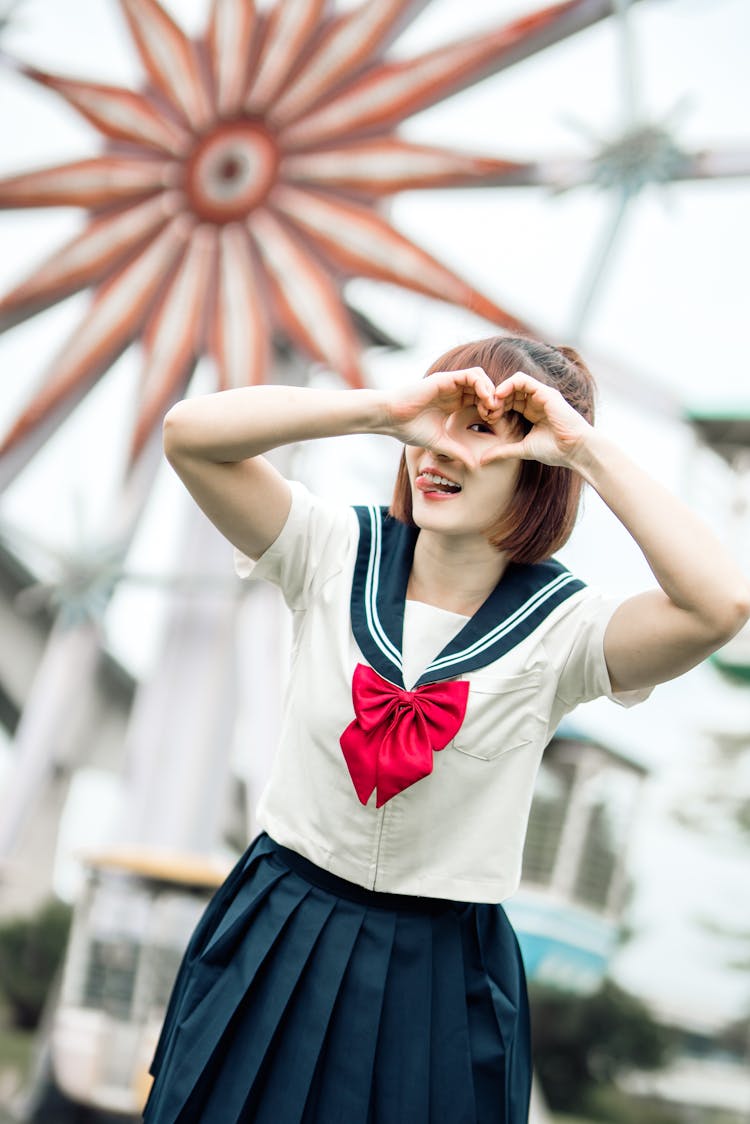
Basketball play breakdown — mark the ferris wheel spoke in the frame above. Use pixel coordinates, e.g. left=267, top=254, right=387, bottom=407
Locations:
left=270, top=0, right=431, bottom=127
left=613, top=0, right=640, bottom=127
left=119, top=0, right=213, bottom=130
left=249, top=208, right=365, bottom=389
left=273, top=184, right=533, bottom=335
left=245, top=0, right=327, bottom=113
left=0, top=219, right=189, bottom=471
left=0, top=194, right=179, bottom=334
left=668, top=147, right=750, bottom=181
left=568, top=185, right=633, bottom=338
left=279, top=0, right=631, bottom=149
left=20, top=66, right=191, bottom=156
left=0, top=155, right=174, bottom=210
left=131, top=228, right=217, bottom=465
left=280, top=138, right=535, bottom=195
left=207, top=0, right=259, bottom=116
left=213, top=225, right=270, bottom=391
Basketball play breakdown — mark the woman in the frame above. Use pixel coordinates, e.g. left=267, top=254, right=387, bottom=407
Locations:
left=144, top=336, right=749, bottom=1124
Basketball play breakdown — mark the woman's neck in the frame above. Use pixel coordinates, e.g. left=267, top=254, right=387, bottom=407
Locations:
left=406, top=530, right=509, bottom=616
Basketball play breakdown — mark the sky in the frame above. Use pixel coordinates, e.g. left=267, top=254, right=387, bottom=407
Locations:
left=0, top=0, right=749, bottom=1030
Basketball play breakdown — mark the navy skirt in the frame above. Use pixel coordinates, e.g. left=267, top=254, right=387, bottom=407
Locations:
left=143, top=833, right=531, bottom=1123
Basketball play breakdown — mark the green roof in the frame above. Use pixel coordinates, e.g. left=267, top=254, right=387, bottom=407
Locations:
left=685, top=412, right=750, bottom=458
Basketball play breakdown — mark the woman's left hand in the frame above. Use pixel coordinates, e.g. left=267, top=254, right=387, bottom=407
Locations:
left=482, top=372, right=593, bottom=468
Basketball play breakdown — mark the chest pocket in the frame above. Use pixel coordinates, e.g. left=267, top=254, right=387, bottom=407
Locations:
left=452, top=668, right=545, bottom=761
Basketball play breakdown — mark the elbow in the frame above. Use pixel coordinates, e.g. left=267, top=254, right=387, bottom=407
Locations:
left=733, top=581, right=750, bottom=633
left=162, top=400, right=191, bottom=463
left=709, top=582, right=750, bottom=646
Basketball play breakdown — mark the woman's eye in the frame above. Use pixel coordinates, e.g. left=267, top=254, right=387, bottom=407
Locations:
left=468, top=422, right=493, bottom=434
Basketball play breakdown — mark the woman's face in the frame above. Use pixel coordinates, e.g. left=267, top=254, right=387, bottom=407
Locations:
left=404, top=402, right=522, bottom=542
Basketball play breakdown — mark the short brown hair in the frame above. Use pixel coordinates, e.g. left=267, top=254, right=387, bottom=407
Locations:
left=389, top=335, right=596, bottom=564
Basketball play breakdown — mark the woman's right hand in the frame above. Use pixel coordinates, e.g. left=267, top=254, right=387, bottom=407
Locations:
left=383, top=367, right=498, bottom=452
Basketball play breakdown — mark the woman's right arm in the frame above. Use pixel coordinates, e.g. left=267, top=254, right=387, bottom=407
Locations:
left=163, top=368, right=498, bottom=559
left=163, top=385, right=390, bottom=560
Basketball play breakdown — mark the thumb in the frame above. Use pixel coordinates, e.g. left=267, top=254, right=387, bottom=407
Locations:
left=480, top=440, right=528, bottom=466
left=424, top=431, right=471, bottom=464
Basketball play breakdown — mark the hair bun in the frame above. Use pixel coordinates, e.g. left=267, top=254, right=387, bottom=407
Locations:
left=554, top=344, right=586, bottom=369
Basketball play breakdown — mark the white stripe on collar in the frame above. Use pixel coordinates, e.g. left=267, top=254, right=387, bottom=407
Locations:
left=429, top=571, right=579, bottom=673
left=364, top=505, right=402, bottom=672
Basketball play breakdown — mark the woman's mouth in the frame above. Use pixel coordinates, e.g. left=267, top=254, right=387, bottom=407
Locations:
left=415, top=471, right=462, bottom=499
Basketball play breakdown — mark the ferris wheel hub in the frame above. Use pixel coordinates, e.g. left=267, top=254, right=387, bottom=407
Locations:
left=591, top=121, right=686, bottom=192
left=184, top=120, right=279, bottom=223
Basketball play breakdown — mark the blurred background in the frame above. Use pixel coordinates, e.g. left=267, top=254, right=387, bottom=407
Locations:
left=0, top=0, right=748, bottom=1121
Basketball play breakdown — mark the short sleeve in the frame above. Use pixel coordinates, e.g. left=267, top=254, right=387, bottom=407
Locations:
left=553, top=587, right=653, bottom=710
left=233, top=480, right=356, bottom=610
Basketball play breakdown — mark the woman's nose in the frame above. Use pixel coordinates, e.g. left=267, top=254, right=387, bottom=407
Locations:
left=428, top=431, right=472, bottom=467
left=426, top=412, right=475, bottom=465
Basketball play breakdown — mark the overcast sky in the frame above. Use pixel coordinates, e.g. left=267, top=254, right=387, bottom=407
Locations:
left=1, top=0, right=749, bottom=1028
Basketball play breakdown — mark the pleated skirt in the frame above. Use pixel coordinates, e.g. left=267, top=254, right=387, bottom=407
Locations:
left=143, top=833, right=531, bottom=1124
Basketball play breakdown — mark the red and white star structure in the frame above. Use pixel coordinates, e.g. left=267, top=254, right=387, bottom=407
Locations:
left=0, top=0, right=647, bottom=478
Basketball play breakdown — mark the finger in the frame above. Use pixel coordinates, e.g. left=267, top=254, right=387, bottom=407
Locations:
left=468, top=368, right=503, bottom=416
left=433, top=366, right=496, bottom=407
left=460, top=368, right=497, bottom=410
left=479, top=440, right=528, bottom=466
left=495, top=375, right=555, bottom=421
left=425, top=431, right=473, bottom=465
left=495, top=371, right=548, bottom=401
left=483, top=406, right=509, bottom=427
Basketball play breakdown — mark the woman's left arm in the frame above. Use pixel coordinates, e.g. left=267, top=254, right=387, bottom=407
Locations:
left=567, top=431, right=750, bottom=691
left=487, top=373, right=750, bottom=692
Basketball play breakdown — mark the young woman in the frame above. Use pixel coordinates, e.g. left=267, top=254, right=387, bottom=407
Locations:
left=144, top=336, right=749, bottom=1124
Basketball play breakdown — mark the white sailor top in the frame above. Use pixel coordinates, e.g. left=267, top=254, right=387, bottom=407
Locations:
left=235, top=481, right=650, bottom=904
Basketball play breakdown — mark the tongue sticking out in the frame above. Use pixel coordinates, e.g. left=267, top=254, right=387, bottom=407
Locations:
left=417, top=474, right=461, bottom=495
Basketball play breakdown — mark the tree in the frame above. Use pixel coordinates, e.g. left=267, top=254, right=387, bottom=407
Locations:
left=0, top=899, right=73, bottom=1029
left=530, top=980, right=676, bottom=1112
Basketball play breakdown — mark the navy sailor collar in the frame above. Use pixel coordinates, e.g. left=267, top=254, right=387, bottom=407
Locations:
left=350, top=505, right=585, bottom=689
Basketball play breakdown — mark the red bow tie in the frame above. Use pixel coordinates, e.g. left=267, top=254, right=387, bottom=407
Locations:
left=340, top=663, right=469, bottom=807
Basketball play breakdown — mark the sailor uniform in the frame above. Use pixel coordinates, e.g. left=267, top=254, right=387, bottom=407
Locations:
left=144, top=482, right=650, bottom=1124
